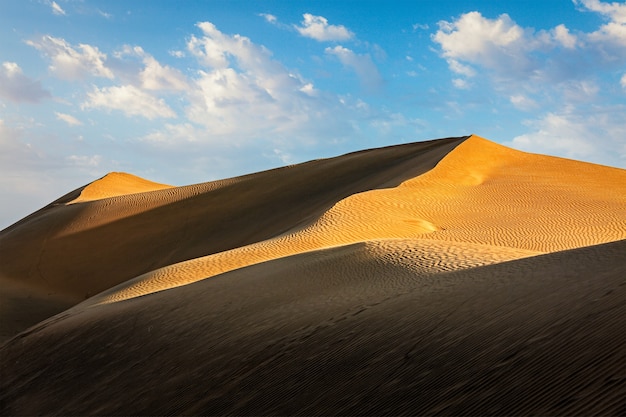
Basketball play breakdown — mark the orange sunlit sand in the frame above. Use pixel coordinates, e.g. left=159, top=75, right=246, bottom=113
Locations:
left=1, top=135, right=625, bottom=415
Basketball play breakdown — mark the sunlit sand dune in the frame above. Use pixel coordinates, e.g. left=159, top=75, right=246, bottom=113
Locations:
left=68, top=172, right=173, bottom=203
left=1, top=134, right=625, bottom=415
left=82, top=135, right=625, bottom=305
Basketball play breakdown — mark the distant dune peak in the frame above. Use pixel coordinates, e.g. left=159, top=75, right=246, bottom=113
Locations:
left=69, top=172, right=173, bottom=204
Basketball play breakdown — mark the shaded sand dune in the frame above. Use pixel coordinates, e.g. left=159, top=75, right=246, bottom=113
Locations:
left=1, top=239, right=625, bottom=415
left=1, top=135, right=625, bottom=415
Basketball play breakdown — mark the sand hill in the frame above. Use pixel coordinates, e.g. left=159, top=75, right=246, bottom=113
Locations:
left=1, top=135, right=625, bottom=415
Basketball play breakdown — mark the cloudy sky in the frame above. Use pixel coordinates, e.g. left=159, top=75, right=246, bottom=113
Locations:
left=1, top=0, right=625, bottom=229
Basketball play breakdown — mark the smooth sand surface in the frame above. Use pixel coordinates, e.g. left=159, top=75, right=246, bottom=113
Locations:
left=1, top=135, right=625, bottom=415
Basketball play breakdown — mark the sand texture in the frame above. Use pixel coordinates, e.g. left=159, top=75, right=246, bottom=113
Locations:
left=1, top=135, right=625, bottom=415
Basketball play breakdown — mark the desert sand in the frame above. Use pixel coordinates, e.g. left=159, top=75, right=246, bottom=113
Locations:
left=1, top=135, right=625, bottom=415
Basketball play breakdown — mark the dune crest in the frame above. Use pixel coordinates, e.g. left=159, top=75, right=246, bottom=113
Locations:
left=69, top=172, right=173, bottom=203
left=398, top=135, right=626, bottom=251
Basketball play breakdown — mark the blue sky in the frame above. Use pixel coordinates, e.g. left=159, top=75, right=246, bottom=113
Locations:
left=1, top=0, right=625, bottom=229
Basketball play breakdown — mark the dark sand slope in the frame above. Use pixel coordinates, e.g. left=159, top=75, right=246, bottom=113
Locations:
left=1, top=239, right=625, bottom=416
left=0, top=137, right=465, bottom=339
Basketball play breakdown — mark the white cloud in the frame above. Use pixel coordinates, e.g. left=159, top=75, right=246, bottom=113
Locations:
left=27, top=36, right=113, bottom=80
left=141, top=122, right=199, bottom=145
left=448, top=59, right=476, bottom=77
left=325, top=45, right=382, bottom=90
left=187, top=22, right=234, bottom=68
left=185, top=66, right=310, bottom=136
left=299, top=83, right=317, bottom=96
left=135, top=21, right=388, bottom=152
left=83, top=85, right=176, bottom=119
left=575, top=0, right=626, bottom=24
left=141, top=56, right=188, bottom=91
left=169, top=50, right=185, bottom=58
left=552, top=24, right=578, bottom=48
left=66, top=154, right=102, bottom=167
left=295, top=14, right=353, bottom=41
left=452, top=78, right=471, bottom=89
left=507, top=106, right=626, bottom=168
left=259, top=13, right=277, bottom=24
left=181, top=21, right=353, bottom=140
left=0, top=62, right=50, bottom=103
left=577, top=0, right=626, bottom=46
left=588, top=22, right=626, bottom=47
left=116, top=46, right=189, bottom=91
left=432, top=5, right=626, bottom=88
left=574, top=1, right=626, bottom=48
left=509, top=94, right=538, bottom=111
left=55, top=112, right=83, bottom=126
left=621, top=73, right=626, bottom=88
left=48, top=0, right=66, bottom=16
left=432, top=12, right=536, bottom=80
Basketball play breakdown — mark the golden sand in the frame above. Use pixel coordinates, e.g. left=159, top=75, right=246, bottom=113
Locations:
left=69, top=172, right=173, bottom=203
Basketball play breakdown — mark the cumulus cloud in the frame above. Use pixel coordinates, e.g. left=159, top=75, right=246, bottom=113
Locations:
left=433, top=2, right=626, bottom=87
left=575, top=0, right=626, bottom=47
left=295, top=14, right=353, bottom=41
left=141, top=56, right=189, bottom=91
left=0, top=62, right=50, bottom=103
left=114, top=46, right=189, bottom=91
left=325, top=46, right=382, bottom=90
left=551, top=24, right=578, bottom=48
left=55, top=112, right=82, bottom=126
left=507, top=106, right=626, bottom=168
left=180, top=21, right=354, bottom=141
left=83, top=85, right=176, bottom=119
left=575, top=0, right=626, bottom=23
left=27, top=35, right=113, bottom=80
left=433, top=12, right=540, bottom=81
left=621, top=73, right=626, bottom=88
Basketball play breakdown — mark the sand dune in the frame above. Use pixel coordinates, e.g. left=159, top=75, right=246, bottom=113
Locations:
left=81, top=135, right=625, bottom=306
left=2, top=239, right=624, bottom=415
left=68, top=172, right=173, bottom=203
left=1, top=135, right=625, bottom=415
left=0, top=137, right=464, bottom=301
